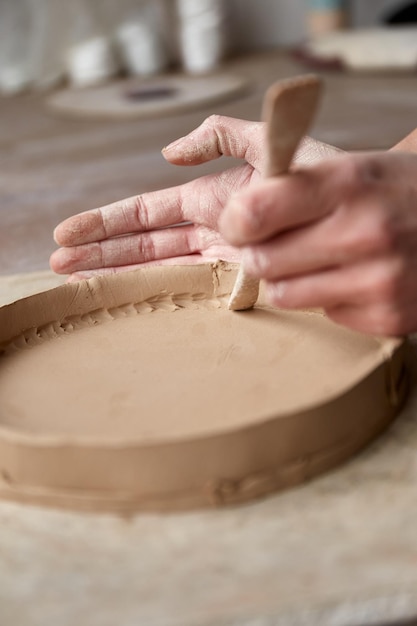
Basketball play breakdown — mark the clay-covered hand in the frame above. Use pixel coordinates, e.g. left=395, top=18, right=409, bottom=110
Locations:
left=220, top=150, right=417, bottom=336
left=50, top=115, right=338, bottom=280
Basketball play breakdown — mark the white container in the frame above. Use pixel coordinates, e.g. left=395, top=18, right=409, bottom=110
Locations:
left=116, top=20, right=168, bottom=76
left=67, top=36, right=118, bottom=87
left=176, top=0, right=226, bottom=74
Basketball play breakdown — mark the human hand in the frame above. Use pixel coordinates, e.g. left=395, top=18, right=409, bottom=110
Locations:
left=50, top=115, right=338, bottom=280
left=220, top=150, right=417, bottom=336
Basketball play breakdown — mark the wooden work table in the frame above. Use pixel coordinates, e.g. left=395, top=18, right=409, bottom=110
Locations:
left=1, top=50, right=417, bottom=625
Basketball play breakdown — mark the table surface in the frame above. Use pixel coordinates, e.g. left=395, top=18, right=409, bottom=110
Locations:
left=1, top=50, right=417, bottom=626
left=1, top=271, right=417, bottom=626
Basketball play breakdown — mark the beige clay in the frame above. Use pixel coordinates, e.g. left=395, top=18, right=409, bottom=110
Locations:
left=0, top=262, right=408, bottom=512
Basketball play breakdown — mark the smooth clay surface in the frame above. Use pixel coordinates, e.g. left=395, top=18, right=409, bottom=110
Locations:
left=0, top=262, right=408, bottom=512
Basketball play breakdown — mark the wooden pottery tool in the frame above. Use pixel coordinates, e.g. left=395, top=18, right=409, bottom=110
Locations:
left=228, top=74, right=323, bottom=311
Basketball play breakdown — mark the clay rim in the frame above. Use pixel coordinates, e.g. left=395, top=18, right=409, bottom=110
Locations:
left=0, top=263, right=404, bottom=448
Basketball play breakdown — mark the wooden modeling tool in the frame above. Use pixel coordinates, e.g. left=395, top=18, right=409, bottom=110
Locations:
left=228, top=75, right=323, bottom=311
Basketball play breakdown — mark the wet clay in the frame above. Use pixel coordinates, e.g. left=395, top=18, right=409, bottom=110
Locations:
left=0, top=262, right=408, bottom=512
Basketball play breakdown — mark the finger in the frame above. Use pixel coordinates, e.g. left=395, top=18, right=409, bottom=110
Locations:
left=263, top=256, right=415, bottom=335
left=162, top=115, right=265, bottom=170
left=265, top=269, right=360, bottom=311
left=263, top=257, right=403, bottom=310
left=268, top=255, right=417, bottom=308
left=240, top=218, right=339, bottom=282
left=53, top=188, right=185, bottom=248
left=51, top=223, right=235, bottom=274
left=219, top=151, right=383, bottom=246
left=325, top=302, right=417, bottom=336
left=240, top=192, right=396, bottom=281
left=51, top=224, right=203, bottom=273
left=54, top=164, right=252, bottom=248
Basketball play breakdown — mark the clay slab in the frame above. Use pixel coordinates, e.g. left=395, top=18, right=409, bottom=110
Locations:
left=0, top=262, right=407, bottom=512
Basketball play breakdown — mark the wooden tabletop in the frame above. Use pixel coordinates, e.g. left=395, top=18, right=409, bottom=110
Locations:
left=0, top=270, right=417, bottom=626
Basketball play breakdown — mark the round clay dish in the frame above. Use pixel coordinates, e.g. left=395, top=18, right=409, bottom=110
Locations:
left=0, top=263, right=407, bottom=512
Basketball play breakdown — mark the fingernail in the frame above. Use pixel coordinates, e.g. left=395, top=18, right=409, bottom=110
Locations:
left=162, top=136, right=186, bottom=153
left=241, top=247, right=269, bottom=276
left=268, top=281, right=287, bottom=302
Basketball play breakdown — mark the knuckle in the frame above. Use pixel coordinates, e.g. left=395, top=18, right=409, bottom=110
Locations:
left=340, top=155, right=366, bottom=191
left=205, top=114, right=224, bottom=129
left=358, top=156, right=386, bottom=184
left=90, top=242, right=104, bottom=268
left=340, top=154, right=385, bottom=194
left=200, top=114, right=225, bottom=137
left=199, top=115, right=230, bottom=159
left=137, top=233, right=155, bottom=262
left=133, top=195, right=150, bottom=231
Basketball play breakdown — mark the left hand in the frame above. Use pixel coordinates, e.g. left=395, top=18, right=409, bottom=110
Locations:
left=50, top=115, right=338, bottom=281
left=50, top=116, right=264, bottom=279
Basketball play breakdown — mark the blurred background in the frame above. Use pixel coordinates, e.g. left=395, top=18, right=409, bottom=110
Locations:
left=1, top=0, right=417, bottom=91
left=1, top=0, right=416, bottom=275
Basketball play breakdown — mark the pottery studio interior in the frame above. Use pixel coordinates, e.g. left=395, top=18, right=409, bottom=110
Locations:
left=1, top=1, right=417, bottom=625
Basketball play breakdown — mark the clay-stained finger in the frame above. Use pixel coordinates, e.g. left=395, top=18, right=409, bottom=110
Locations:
left=162, top=116, right=264, bottom=169
left=51, top=224, right=204, bottom=274
left=53, top=186, right=186, bottom=248
left=53, top=164, right=253, bottom=248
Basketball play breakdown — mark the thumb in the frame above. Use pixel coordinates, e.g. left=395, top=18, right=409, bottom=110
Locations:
left=162, top=115, right=265, bottom=170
